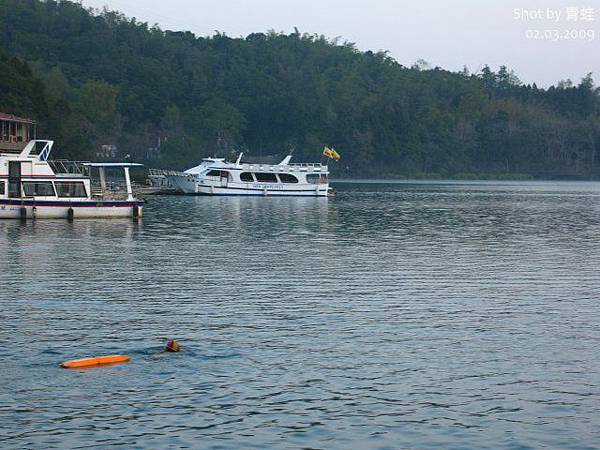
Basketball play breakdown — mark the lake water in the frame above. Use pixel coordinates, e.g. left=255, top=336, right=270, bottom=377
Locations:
left=1, top=180, right=600, bottom=449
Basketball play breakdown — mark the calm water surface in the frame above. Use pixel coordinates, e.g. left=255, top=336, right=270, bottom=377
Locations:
left=1, top=180, right=600, bottom=449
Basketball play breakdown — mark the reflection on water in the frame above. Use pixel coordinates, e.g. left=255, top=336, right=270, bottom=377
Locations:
left=1, top=181, right=600, bottom=449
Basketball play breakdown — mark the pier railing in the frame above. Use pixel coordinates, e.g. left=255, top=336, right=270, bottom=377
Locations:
left=148, top=168, right=187, bottom=176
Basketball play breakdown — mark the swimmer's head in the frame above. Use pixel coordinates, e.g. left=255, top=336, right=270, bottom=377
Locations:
left=166, top=339, right=180, bottom=352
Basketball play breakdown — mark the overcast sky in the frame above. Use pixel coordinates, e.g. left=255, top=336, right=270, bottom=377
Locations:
left=81, top=0, right=599, bottom=87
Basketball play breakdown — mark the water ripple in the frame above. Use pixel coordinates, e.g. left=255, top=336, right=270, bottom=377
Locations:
left=1, top=181, right=600, bottom=449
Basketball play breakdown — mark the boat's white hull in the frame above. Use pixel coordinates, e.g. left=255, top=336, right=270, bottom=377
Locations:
left=167, top=175, right=197, bottom=194
left=168, top=175, right=328, bottom=196
left=196, top=185, right=329, bottom=196
left=0, top=200, right=144, bottom=219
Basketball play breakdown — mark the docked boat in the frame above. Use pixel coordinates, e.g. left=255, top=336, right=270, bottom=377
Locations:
left=167, top=153, right=329, bottom=196
left=0, top=119, right=144, bottom=219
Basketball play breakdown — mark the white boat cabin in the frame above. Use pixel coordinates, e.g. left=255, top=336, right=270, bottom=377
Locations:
left=168, top=153, right=330, bottom=196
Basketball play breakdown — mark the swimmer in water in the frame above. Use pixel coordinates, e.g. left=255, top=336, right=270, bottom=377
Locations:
left=165, top=339, right=180, bottom=352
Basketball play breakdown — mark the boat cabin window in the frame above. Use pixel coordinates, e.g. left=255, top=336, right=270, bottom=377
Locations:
left=55, top=181, right=87, bottom=198
left=240, top=172, right=254, bottom=182
left=255, top=172, right=278, bottom=182
left=306, top=174, right=319, bottom=184
left=278, top=173, right=298, bottom=184
left=22, top=181, right=56, bottom=197
left=306, top=174, right=327, bottom=184
left=206, top=169, right=232, bottom=181
left=0, top=181, right=4, bottom=196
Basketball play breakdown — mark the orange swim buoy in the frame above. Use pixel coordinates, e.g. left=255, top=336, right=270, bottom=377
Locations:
left=60, top=355, right=131, bottom=369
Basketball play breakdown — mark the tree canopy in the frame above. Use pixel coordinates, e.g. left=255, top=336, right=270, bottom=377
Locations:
left=1, top=0, right=599, bottom=178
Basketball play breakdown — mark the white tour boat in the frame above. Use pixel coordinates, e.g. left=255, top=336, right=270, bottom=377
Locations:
left=167, top=153, right=329, bottom=196
left=0, top=139, right=145, bottom=219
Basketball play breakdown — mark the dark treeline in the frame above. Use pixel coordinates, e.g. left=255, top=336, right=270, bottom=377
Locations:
left=1, top=0, right=599, bottom=178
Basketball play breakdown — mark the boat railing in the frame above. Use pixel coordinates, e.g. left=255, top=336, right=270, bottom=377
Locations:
left=90, top=180, right=136, bottom=200
left=91, top=191, right=130, bottom=201
left=48, top=160, right=91, bottom=177
left=288, top=162, right=324, bottom=167
left=240, top=163, right=328, bottom=171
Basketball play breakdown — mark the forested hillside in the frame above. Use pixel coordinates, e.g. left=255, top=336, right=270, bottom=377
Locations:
left=1, top=0, right=599, bottom=178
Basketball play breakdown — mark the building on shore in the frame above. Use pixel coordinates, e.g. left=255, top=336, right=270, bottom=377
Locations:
left=0, top=113, right=36, bottom=153
left=96, top=144, right=118, bottom=160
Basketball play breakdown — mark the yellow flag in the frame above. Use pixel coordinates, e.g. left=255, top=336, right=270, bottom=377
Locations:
left=323, top=146, right=341, bottom=161
left=329, top=147, right=341, bottom=161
